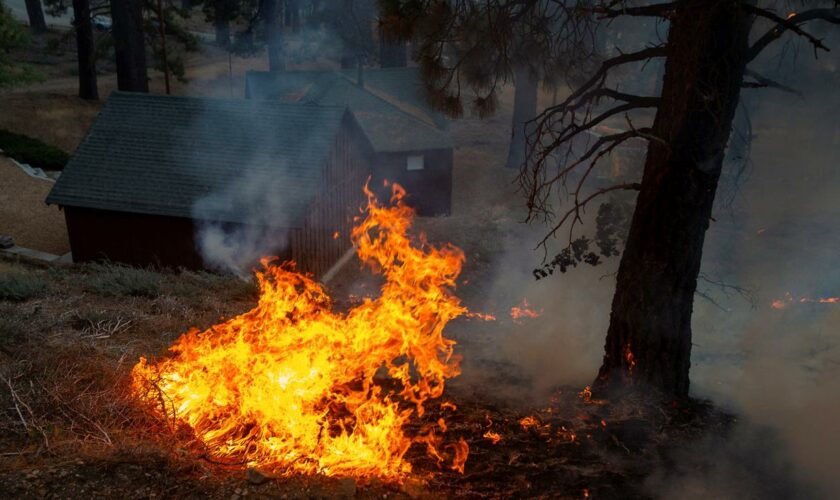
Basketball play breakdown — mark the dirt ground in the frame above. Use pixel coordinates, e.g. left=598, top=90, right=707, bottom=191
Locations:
left=0, top=158, right=68, bottom=255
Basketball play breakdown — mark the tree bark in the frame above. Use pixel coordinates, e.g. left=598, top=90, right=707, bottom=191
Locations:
left=595, top=0, right=754, bottom=398
left=214, top=0, right=231, bottom=47
left=285, top=0, right=299, bottom=32
left=262, top=0, right=284, bottom=71
left=505, top=65, right=538, bottom=169
left=25, top=0, right=47, bottom=32
left=72, top=0, right=98, bottom=100
left=379, top=29, right=406, bottom=67
left=111, top=0, right=148, bottom=92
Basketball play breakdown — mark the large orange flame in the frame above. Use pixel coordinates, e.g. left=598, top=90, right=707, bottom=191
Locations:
left=131, top=183, right=469, bottom=480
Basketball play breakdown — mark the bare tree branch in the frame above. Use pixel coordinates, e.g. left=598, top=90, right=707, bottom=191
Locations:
left=534, top=45, right=667, bottom=124
left=536, top=183, right=642, bottom=250
left=589, top=2, right=679, bottom=20
left=742, top=68, right=803, bottom=96
left=745, top=6, right=840, bottom=61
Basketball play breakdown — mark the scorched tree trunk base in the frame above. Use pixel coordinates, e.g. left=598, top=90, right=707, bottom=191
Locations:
left=595, top=0, right=754, bottom=398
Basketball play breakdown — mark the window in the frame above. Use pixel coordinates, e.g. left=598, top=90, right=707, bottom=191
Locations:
left=406, top=155, right=425, bottom=171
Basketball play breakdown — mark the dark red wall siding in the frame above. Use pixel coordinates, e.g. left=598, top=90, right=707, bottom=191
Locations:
left=372, top=148, right=453, bottom=216
left=63, top=207, right=292, bottom=270
left=62, top=115, right=374, bottom=276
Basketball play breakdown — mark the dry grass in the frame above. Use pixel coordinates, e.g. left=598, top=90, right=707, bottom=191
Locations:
left=0, top=270, right=47, bottom=302
left=0, top=256, right=256, bottom=460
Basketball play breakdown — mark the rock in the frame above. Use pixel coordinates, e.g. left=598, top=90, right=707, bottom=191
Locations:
left=0, top=235, right=13, bottom=249
left=246, top=468, right=269, bottom=485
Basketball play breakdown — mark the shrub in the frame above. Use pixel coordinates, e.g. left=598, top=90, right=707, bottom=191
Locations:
left=0, top=271, right=47, bottom=301
left=86, top=264, right=161, bottom=298
left=0, top=129, right=69, bottom=171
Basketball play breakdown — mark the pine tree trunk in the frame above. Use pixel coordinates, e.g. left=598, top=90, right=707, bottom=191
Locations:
left=25, top=0, right=47, bottom=32
left=505, top=65, right=538, bottom=169
left=111, top=0, right=148, bottom=92
left=263, top=0, right=285, bottom=71
left=595, top=0, right=754, bottom=398
left=72, top=0, right=98, bottom=100
left=285, top=0, right=299, bottom=32
left=340, top=47, right=356, bottom=69
left=379, top=29, right=406, bottom=68
left=214, top=0, right=230, bottom=47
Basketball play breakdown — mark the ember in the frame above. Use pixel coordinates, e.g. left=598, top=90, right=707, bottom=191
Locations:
left=131, top=183, right=471, bottom=480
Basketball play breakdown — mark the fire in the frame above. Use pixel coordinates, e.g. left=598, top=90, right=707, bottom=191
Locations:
left=519, top=416, right=540, bottom=430
left=483, top=430, right=502, bottom=444
left=624, top=344, right=636, bottom=373
left=510, top=298, right=542, bottom=323
left=579, top=386, right=592, bottom=402
left=772, top=292, right=839, bottom=309
left=483, top=414, right=502, bottom=444
left=131, top=183, right=471, bottom=481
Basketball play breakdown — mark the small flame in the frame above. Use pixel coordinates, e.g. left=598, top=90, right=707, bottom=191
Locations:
left=332, top=231, right=340, bottom=240
left=483, top=414, right=502, bottom=444
left=772, top=292, right=839, bottom=309
left=624, top=344, right=636, bottom=373
left=131, top=183, right=470, bottom=481
left=519, top=416, right=540, bottom=430
left=483, top=430, right=502, bottom=444
left=510, top=298, right=542, bottom=323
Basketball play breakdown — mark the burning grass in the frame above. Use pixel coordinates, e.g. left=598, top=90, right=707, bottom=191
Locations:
left=0, top=231, right=743, bottom=498
left=131, top=184, right=472, bottom=481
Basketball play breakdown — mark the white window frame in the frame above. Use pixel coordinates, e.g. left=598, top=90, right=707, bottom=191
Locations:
left=406, top=155, right=425, bottom=171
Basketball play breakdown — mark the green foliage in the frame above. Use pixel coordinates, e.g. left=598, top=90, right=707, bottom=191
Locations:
left=0, top=0, right=44, bottom=88
left=85, top=264, right=162, bottom=298
left=379, top=0, right=599, bottom=118
left=0, top=271, right=48, bottom=302
left=0, top=129, right=70, bottom=170
left=144, top=0, right=200, bottom=84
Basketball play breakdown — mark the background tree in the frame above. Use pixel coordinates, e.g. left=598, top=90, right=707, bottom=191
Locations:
left=0, top=0, right=43, bottom=87
left=24, top=0, right=47, bottom=32
left=262, top=0, right=284, bottom=70
left=380, top=1, right=598, bottom=170
left=72, top=0, right=97, bottom=99
left=383, top=0, right=840, bottom=399
left=44, top=0, right=107, bottom=99
left=111, top=0, right=148, bottom=91
left=311, top=0, right=375, bottom=69
left=203, top=0, right=240, bottom=46
left=143, top=0, right=199, bottom=89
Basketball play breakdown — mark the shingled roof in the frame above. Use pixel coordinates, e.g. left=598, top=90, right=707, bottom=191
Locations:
left=245, top=68, right=452, bottom=153
left=46, top=92, right=355, bottom=226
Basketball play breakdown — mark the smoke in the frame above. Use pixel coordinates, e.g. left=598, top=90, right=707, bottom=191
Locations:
left=439, top=20, right=840, bottom=497
left=192, top=167, right=297, bottom=278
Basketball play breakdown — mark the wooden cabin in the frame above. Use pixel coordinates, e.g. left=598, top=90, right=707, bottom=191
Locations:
left=46, top=92, right=374, bottom=275
left=245, top=68, right=454, bottom=216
